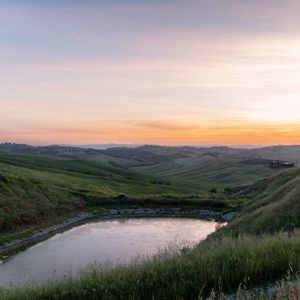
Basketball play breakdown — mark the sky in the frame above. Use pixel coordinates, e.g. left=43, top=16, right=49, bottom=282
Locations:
left=1, top=0, right=300, bottom=146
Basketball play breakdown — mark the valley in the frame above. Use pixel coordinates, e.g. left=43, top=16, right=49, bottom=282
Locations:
left=0, top=143, right=299, bottom=299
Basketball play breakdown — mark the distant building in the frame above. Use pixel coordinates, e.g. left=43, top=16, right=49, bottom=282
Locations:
left=241, top=158, right=295, bottom=169
left=269, top=160, right=295, bottom=169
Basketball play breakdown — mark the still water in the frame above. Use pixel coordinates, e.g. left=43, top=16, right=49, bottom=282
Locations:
left=0, top=218, right=219, bottom=288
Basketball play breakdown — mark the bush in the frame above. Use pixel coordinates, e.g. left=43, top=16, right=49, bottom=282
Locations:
left=209, top=188, right=217, bottom=194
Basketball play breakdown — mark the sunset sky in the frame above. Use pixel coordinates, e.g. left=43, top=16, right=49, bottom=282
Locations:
left=1, top=0, right=300, bottom=145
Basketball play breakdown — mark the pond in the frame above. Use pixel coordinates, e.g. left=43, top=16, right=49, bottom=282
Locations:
left=0, top=218, right=220, bottom=288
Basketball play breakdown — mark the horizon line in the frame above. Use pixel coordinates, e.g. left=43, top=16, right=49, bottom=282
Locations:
left=1, top=141, right=300, bottom=150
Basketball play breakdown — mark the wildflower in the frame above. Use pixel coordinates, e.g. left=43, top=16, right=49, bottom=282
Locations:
left=289, top=287, right=295, bottom=300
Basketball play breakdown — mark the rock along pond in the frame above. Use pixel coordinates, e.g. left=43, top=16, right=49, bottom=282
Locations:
left=0, top=217, right=220, bottom=289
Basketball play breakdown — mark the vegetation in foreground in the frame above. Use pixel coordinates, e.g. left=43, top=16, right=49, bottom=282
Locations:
left=1, top=232, right=300, bottom=299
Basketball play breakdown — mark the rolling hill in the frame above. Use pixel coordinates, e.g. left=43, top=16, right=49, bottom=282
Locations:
left=0, top=152, right=209, bottom=231
left=132, top=154, right=279, bottom=185
left=0, top=143, right=298, bottom=232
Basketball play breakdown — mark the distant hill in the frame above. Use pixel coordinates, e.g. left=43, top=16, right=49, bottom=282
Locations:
left=137, top=144, right=300, bottom=163
left=130, top=145, right=298, bottom=185
left=77, top=144, right=141, bottom=150
left=2, top=143, right=299, bottom=163
left=239, top=145, right=300, bottom=163
left=1, top=143, right=298, bottom=187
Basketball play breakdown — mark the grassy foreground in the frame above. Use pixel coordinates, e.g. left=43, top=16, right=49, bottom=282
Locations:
left=1, top=232, right=300, bottom=299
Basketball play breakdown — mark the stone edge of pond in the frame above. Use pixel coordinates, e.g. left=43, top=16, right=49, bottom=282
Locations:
left=0, top=208, right=236, bottom=260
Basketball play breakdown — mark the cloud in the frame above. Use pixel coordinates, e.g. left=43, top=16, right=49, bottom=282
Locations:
left=1, top=0, right=300, bottom=144
left=124, top=121, right=197, bottom=131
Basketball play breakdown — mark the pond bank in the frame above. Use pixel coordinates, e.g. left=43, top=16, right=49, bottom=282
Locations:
left=0, top=207, right=236, bottom=257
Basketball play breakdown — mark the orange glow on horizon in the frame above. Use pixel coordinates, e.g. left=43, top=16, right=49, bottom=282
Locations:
left=1, top=121, right=300, bottom=146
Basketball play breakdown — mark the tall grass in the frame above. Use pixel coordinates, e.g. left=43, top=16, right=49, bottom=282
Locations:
left=1, top=232, right=300, bottom=300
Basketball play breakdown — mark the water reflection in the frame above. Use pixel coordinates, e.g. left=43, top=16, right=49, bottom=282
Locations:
left=0, top=218, right=219, bottom=288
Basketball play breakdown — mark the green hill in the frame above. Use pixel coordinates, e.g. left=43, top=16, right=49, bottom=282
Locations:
left=132, top=154, right=279, bottom=185
left=0, top=152, right=210, bottom=231
left=0, top=144, right=297, bottom=232
left=1, top=143, right=297, bottom=187
left=216, top=167, right=300, bottom=236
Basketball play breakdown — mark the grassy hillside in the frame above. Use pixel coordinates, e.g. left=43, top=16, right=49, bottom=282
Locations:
left=85, top=146, right=298, bottom=190
left=133, top=154, right=279, bottom=185
left=0, top=153, right=214, bottom=232
left=0, top=148, right=296, bottom=232
left=1, top=143, right=297, bottom=187
left=215, top=167, right=300, bottom=236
